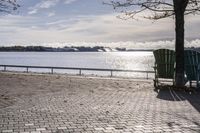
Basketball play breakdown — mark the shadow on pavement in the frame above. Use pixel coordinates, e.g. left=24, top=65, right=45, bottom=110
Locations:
left=155, top=86, right=200, bottom=132
left=155, top=86, right=200, bottom=113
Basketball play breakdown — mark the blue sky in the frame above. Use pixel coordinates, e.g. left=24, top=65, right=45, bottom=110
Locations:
left=0, top=0, right=200, bottom=48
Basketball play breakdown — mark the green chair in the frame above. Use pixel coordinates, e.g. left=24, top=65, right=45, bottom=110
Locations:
left=153, top=49, right=175, bottom=87
left=184, top=49, right=200, bottom=88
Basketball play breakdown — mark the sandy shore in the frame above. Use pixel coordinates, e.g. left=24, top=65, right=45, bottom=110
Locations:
left=0, top=72, right=153, bottom=108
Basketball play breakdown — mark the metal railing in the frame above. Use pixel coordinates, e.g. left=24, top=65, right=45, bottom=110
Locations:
left=0, top=65, right=154, bottom=79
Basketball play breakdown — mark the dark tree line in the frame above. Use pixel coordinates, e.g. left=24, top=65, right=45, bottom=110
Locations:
left=0, top=46, right=49, bottom=52
left=0, top=46, right=111, bottom=52
left=106, top=0, right=200, bottom=87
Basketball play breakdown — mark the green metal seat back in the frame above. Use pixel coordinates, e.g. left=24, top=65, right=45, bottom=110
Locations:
left=153, top=49, right=175, bottom=79
left=184, top=50, right=200, bottom=80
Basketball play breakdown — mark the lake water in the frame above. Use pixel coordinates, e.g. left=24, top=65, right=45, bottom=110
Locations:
left=0, top=52, right=155, bottom=78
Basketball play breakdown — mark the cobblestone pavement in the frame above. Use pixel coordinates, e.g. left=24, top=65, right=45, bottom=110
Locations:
left=0, top=76, right=200, bottom=133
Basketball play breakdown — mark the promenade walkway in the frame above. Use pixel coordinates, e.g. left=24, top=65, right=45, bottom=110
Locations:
left=0, top=73, right=200, bottom=133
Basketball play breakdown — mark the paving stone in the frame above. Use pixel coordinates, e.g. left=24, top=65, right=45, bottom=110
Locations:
left=94, top=127, right=104, bottom=131
left=25, top=123, right=34, bottom=126
left=2, top=130, right=13, bottom=133
left=105, top=127, right=115, bottom=130
left=30, top=131, right=41, bottom=133
left=57, top=127, right=67, bottom=130
left=0, top=77, right=200, bottom=133
left=36, top=128, right=46, bottom=131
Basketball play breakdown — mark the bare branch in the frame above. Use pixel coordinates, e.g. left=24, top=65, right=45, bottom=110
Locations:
left=105, top=0, right=200, bottom=20
left=0, top=0, right=20, bottom=14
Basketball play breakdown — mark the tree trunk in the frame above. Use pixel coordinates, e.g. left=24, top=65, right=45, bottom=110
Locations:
left=174, top=1, right=185, bottom=87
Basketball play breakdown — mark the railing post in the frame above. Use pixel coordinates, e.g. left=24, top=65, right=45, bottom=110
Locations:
left=146, top=72, right=148, bottom=79
left=51, top=68, right=53, bottom=74
left=4, top=66, right=6, bottom=71
left=111, top=70, right=113, bottom=77
left=79, top=69, right=81, bottom=76
left=26, top=67, right=28, bottom=73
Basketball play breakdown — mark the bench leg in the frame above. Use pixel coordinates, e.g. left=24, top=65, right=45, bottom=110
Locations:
left=154, top=79, right=157, bottom=88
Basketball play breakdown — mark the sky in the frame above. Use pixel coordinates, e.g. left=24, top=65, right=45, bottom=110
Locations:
left=0, top=0, right=200, bottom=48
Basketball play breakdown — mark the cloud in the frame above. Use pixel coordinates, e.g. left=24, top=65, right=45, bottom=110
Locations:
left=53, top=13, right=175, bottom=42
left=0, top=12, right=200, bottom=47
left=48, top=11, right=55, bottom=17
left=46, top=20, right=68, bottom=25
left=39, top=0, right=59, bottom=8
left=28, top=0, right=78, bottom=15
left=28, top=9, right=38, bottom=15
left=28, top=0, right=59, bottom=15
left=64, top=0, right=77, bottom=4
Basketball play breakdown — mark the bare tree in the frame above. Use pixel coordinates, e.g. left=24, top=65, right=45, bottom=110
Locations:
left=0, top=0, right=20, bottom=13
left=106, top=0, right=200, bottom=87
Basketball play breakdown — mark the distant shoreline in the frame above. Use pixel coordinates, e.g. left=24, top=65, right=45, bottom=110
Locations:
left=0, top=46, right=154, bottom=52
left=0, top=50, right=154, bottom=52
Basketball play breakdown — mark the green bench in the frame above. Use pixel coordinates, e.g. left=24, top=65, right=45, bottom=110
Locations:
left=184, top=49, right=200, bottom=88
left=153, top=49, right=175, bottom=87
